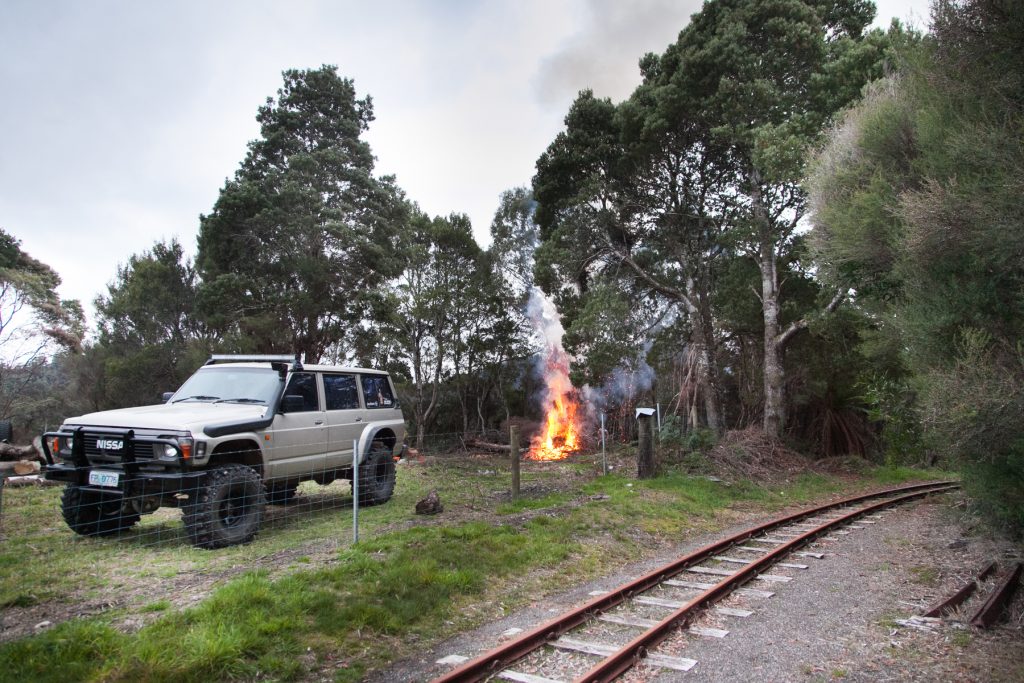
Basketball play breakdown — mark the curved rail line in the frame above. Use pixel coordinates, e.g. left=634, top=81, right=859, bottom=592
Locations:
left=432, top=479, right=959, bottom=683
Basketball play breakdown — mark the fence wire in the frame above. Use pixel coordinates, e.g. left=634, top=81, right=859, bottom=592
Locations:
left=0, top=419, right=645, bottom=563
left=0, top=429, right=533, bottom=555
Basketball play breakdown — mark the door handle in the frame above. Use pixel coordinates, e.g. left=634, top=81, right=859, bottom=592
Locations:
left=355, top=417, right=363, bottom=422
left=314, top=420, right=324, bottom=425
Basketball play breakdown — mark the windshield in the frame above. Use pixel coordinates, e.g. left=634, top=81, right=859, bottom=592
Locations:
left=170, top=367, right=283, bottom=405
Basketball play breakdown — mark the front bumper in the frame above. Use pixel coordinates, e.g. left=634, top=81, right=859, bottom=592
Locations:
left=42, top=427, right=203, bottom=497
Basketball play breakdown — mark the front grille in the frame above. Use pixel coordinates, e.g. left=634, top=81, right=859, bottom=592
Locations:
left=83, top=434, right=155, bottom=464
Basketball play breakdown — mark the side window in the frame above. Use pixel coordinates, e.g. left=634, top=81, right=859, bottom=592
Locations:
left=323, top=374, right=359, bottom=410
left=361, top=375, right=395, bottom=409
left=283, top=372, right=319, bottom=412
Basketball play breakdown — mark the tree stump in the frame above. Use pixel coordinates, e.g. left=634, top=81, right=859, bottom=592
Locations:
left=415, top=490, right=443, bottom=515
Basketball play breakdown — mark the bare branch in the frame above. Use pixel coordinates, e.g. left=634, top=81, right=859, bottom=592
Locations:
left=615, top=249, right=695, bottom=310
left=776, top=288, right=847, bottom=348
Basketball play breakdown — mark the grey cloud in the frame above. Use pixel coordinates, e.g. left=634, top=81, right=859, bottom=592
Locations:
left=533, top=0, right=701, bottom=106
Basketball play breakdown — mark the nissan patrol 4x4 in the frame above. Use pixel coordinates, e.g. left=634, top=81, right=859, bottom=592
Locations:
left=42, top=355, right=407, bottom=548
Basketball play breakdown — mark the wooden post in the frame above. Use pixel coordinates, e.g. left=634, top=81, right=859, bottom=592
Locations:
left=510, top=425, right=521, bottom=500
left=637, top=414, right=656, bottom=479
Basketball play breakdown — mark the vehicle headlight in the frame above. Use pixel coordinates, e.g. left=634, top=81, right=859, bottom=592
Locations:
left=159, top=437, right=193, bottom=462
left=50, top=435, right=74, bottom=461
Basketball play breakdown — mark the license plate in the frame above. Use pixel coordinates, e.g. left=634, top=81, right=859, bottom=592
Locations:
left=89, top=470, right=120, bottom=487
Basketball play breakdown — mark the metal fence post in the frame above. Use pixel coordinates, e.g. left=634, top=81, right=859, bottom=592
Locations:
left=352, top=438, right=359, bottom=543
left=601, top=413, right=607, bottom=475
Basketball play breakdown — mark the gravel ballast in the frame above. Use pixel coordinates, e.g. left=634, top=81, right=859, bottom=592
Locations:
left=375, top=493, right=1024, bottom=682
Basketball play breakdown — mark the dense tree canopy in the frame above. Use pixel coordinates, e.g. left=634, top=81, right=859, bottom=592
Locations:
left=533, top=0, right=902, bottom=438
left=94, top=239, right=210, bottom=407
left=0, top=229, right=84, bottom=432
left=809, top=0, right=1024, bottom=530
left=196, top=65, right=408, bottom=361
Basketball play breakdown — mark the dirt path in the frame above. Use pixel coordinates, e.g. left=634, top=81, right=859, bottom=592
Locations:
left=376, top=494, right=1024, bottom=682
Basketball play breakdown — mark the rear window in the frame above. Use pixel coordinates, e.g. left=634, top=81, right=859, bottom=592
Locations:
left=323, top=373, right=359, bottom=410
left=361, top=375, right=395, bottom=408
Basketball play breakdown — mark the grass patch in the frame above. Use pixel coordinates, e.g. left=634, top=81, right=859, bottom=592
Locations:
left=869, top=465, right=956, bottom=485
left=0, top=454, right=886, bottom=681
left=1, top=520, right=575, bottom=682
left=950, top=630, right=972, bottom=647
left=140, top=599, right=171, bottom=613
left=909, top=565, right=939, bottom=586
left=496, top=491, right=573, bottom=514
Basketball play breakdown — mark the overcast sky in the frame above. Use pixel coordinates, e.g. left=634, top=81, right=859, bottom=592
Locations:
left=1, top=0, right=930, bottom=324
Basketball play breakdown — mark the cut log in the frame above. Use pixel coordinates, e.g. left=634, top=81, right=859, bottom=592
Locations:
left=0, top=437, right=45, bottom=463
left=466, top=438, right=525, bottom=455
left=0, top=460, right=40, bottom=474
left=3, top=475, right=59, bottom=487
left=14, top=460, right=40, bottom=475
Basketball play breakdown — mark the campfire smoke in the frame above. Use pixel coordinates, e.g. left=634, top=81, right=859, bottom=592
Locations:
left=526, top=288, right=582, bottom=461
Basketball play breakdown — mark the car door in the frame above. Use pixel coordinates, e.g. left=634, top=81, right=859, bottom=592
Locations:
left=267, top=371, right=327, bottom=479
left=323, top=372, right=365, bottom=471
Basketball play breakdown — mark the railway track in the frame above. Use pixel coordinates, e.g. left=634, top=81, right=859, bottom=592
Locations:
left=431, top=480, right=960, bottom=683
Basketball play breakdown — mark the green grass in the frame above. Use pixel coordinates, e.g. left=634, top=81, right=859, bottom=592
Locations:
left=1, top=520, right=576, bottom=682
left=909, top=565, right=939, bottom=586
left=950, top=630, right=972, bottom=647
left=0, top=455, right=949, bottom=681
left=868, top=465, right=956, bottom=485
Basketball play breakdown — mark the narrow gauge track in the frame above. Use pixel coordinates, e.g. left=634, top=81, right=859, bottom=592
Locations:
left=432, top=480, right=959, bottom=683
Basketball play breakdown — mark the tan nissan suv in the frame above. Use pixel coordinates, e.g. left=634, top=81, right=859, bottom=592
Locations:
left=42, top=355, right=407, bottom=548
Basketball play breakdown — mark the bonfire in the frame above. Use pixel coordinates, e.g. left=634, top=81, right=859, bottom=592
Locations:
left=526, top=290, right=583, bottom=461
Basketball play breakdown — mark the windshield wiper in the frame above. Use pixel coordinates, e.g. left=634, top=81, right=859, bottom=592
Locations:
left=172, top=395, right=220, bottom=403
left=214, top=398, right=267, bottom=404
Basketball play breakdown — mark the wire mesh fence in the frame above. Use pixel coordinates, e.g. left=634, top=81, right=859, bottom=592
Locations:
left=0, top=419, right=642, bottom=566
left=1, top=462, right=369, bottom=552
left=0, top=428, right=523, bottom=556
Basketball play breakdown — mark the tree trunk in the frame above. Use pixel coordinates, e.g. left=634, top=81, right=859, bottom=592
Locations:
left=759, top=241, right=785, bottom=437
left=416, top=422, right=426, bottom=453
left=683, top=278, right=722, bottom=432
left=747, top=167, right=787, bottom=438
left=751, top=192, right=845, bottom=438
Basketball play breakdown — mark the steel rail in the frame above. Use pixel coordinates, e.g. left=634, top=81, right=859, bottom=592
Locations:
left=922, top=560, right=998, bottom=618
left=431, top=480, right=958, bottom=683
left=578, top=482, right=959, bottom=682
left=969, top=562, right=1023, bottom=628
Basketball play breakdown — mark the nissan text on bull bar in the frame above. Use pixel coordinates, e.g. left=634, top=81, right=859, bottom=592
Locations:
left=42, top=354, right=408, bottom=548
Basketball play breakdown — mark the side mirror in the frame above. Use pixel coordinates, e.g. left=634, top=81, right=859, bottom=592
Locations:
left=162, top=392, right=174, bottom=402
left=281, top=395, right=305, bottom=413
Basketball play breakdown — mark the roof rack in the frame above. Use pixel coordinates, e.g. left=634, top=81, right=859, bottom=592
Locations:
left=205, top=354, right=303, bottom=372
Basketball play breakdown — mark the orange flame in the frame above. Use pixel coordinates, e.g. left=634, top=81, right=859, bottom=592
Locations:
left=525, top=288, right=583, bottom=461
left=528, top=393, right=582, bottom=461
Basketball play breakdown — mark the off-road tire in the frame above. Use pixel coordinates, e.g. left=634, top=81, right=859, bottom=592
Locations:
left=183, top=465, right=266, bottom=549
left=266, top=480, right=298, bottom=506
left=354, top=441, right=395, bottom=506
left=61, top=484, right=140, bottom=536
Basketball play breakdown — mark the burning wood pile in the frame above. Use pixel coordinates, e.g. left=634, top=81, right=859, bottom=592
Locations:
left=526, top=290, right=583, bottom=461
